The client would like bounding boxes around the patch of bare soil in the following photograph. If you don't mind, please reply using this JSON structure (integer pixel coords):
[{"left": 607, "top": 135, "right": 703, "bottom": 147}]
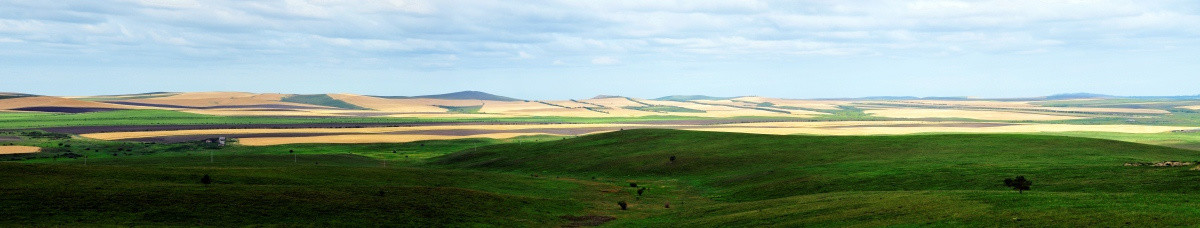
[
  {"left": 1124, "top": 161, "right": 1196, "bottom": 167},
  {"left": 560, "top": 215, "right": 616, "bottom": 227}
]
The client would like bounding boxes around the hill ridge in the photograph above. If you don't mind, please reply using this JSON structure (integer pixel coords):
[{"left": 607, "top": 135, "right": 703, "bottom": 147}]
[{"left": 374, "top": 91, "right": 522, "bottom": 101}]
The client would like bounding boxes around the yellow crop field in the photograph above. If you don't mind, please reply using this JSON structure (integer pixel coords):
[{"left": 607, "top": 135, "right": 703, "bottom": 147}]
[
  {"left": 0, "top": 96, "right": 142, "bottom": 110},
  {"left": 864, "top": 108, "right": 1084, "bottom": 121},
  {"left": 581, "top": 97, "right": 646, "bottom": 107},
  {"left": 0, "top": 146, "right": 40, "bottom": 155},
  {"left": 327, "top": 94, "right": 447, "bottom": 112}
]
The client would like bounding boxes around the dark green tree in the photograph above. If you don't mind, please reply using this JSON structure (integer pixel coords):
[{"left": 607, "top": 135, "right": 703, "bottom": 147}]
[
  {"left": 618, "top": 201, "right": 628, "bottom": 210},
  {"left": 1004, "top": 176, "right": 1031, "bottom": 194},
  {"left": 201, "top": 174, "right": 212, "bottom": 185}
]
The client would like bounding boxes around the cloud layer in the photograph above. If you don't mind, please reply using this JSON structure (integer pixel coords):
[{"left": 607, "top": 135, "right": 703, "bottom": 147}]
[{"left": 1, "top": 0, "right": 1198, "bottom": 97}]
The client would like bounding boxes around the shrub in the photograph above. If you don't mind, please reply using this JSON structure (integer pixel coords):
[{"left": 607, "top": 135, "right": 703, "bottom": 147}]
[
  {"left": 1004, "top": 176, "right": 1032, "bottom": 194},
  {"left": 201, "top": 174, "right": 212, "bottom": 185},
  {"left": 618, "top": 201, "right": 628, "bottom": 210},
  {"left": 629, "top": 183, "right": 638, "bottom": 188}
]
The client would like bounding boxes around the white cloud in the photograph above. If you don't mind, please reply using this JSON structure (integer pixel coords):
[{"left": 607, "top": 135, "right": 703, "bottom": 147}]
[
  {"left": 591, "top": 56, "right": 619, "bottom": 65},
  {"left": 0, "top": 0, "right": 1196, "bottom": 67}
]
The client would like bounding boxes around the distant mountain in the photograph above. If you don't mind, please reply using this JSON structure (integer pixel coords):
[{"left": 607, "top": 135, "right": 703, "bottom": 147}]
[
  {"left": 0, "top": 92, "right": 36, "bottom": 100},
  {"left": 851, "top": 96, "right": 920, "bottom": 100},
  {"left": 592, "top": 95, "right": 623, "bottom": 99},
  {"left": 1042, "top": 93, "right": 1116, "bottom": 100},
  {"left": 375, "top": 91, "right": 522, "bottom": 101},
  {"left": 1121, "top": 95, "right": 1200, "bottom": 100},
  {"left": 654, "top": 95, "right": 737, "bottom": 101}
]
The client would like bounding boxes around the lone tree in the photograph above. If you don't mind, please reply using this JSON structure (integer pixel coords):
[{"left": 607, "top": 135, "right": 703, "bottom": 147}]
[
  {"left": 629, "top": 182, "right": 638, "bottom": 188},
  {"left": 637, "top": 187, "right": 646, "bottom": 196},
  {"left": 1004, "top": 176, "right": 1032, "bottom": 194},
  {"left": 618, "top": 201, "right": 628, "bottom": 210},
  {"left": 201, "top": 174, "right": 212, "bottom": 185},
  {"left": 669, "top": 155, "right": 676, "bottom": 162}
]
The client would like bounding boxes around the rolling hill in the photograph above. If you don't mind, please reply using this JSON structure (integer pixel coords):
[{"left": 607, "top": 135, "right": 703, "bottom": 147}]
[
  {"left": 375, "top": 91, "right": 522, "bottom": 101},
  {"left": 0, "top": 96, "right": 139, "bottom": 113},
  {"left": 0, "top": 92, "right": 36, "bottom": 100},
  {"left": 432, "top": 129, "right": 1200, "bottom": 226},
  {"left": 281, "top": 94, "right": 370, "bottom": 110}
]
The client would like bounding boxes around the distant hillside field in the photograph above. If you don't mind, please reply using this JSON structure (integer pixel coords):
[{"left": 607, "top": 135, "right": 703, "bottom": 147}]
[
  {"left": 654, "top": 95, "right": 736, "bottom": 101},
  {"left": 281, "top": 94, "right": 370, "bottom": 110},
  {"left": 376, "top": 91, "right": 522, "bottom": 101}
]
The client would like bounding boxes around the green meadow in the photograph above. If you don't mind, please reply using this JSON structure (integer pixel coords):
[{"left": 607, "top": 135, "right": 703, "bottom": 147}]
[{"left": 4, "top": 129, "right": 1200, "bottom": 226}]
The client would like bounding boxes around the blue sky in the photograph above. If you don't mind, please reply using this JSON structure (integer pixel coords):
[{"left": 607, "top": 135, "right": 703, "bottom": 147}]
[{"left": 1, "top": 0, "right": 1198, "bottom": 99}]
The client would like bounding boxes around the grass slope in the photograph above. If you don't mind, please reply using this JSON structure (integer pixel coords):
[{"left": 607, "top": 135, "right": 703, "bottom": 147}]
[
  {"left": 9, "top": 129, "right": 1200, "bottom": 226},
  {"left": 0, "top": 162, "right": 586, "bottom": 227},
  {"left": 282, "top": 94, "right": 370, "bottom": 110},
  {"left": 437, "top": 105, "right": 483, "bottom": 114},
  {"left": 434, "top": 129, "right": 1200, "bottom": 226},
  {"left": 0, "top": 134, "right": 600, "bottom": 226}
]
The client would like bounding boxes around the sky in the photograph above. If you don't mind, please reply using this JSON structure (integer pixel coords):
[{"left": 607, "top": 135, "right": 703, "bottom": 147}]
[{"left": 1, "top": 0, "right": 1198, "bottom": 99}]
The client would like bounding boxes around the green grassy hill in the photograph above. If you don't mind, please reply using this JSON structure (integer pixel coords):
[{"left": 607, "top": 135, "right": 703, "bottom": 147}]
[
  {"left": 282, "top": 94, "right": 370, "bottom": 110},
  {"left": 433, "top": 129, "right": 1200, "bottom": 226},
  {"left": 7, "top": 129, "right": 1200, "bottom": 226},
  {"left": 0, "top": 162, "right": 585, "bottom": 227}
]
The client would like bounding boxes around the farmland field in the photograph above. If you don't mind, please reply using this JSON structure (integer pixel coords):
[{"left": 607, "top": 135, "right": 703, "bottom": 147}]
[{"left": 5, "top": 93, "right": 1200, "bottom": 227}]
